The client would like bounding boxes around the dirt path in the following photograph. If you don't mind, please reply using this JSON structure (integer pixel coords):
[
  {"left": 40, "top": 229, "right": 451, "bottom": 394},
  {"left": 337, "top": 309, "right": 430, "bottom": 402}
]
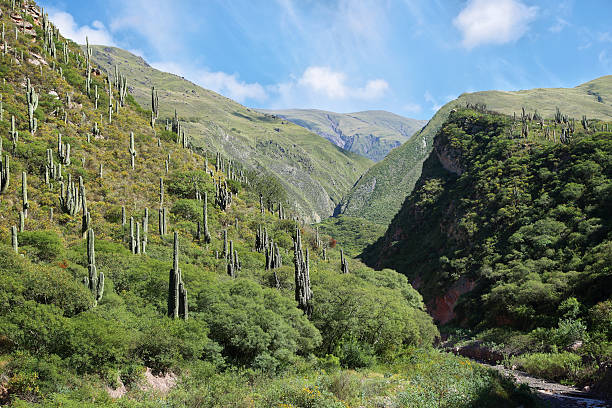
[{"left": 486, "top": 364, "right": 610, "bottom": 408}]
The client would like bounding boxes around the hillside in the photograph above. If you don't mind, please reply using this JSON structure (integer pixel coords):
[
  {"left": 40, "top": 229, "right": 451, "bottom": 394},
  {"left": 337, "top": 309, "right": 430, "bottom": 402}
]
[
  {"left": 259, "top": 108, "right": 426, "bottom": 162},
  {"left": 87, "top": 46, "right": 373, "bottom": 222},
  {"left": 337, "top": 76, "right": 612, "bottom": 224},
  {"left": 0, "top": 2, "right": 546, "bottom": 407},
  {"left": 362, "top": 107, "right": 612, "bottom": 383}
]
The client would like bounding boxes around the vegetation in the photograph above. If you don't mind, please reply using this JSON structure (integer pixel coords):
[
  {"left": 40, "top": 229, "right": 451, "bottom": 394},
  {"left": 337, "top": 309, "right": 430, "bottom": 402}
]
[
  {"left": 259, "top": 108, "right": 427, "bottom": 162},
  {"left": 0, "top": 2, "right": 538, "bottom": 406},
  {"left": 338, "top": 75, "right": 612, "bottom": 225},
  {"left": 364, "top": 108, "right": 612, "bottom": 385}
]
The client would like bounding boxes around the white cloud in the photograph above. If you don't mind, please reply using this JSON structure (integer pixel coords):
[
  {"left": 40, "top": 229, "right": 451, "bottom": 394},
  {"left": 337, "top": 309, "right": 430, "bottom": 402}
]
[
  {"left": 151, "top": 61, "right": 267, "bottom": 103},
  {"left": 453, "top": 0, "right": 537, "bottom": 49},
  {"left": 549, "top": 17, "right": 569, "bottom": 33},
  {"left": 295, "top": 66, "right": 388, "bottom": 101},
  {"left": 299, "top": 66, "right": 348, "bottom": 99},
  {"left": 47, "top": 10, "right": 115, "bottom": 45}
]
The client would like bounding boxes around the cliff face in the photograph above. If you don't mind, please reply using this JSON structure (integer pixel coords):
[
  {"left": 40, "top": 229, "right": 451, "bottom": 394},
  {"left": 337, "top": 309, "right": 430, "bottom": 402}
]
[{"left": 361, "top": 109, "right": 612, "bottom": 329}]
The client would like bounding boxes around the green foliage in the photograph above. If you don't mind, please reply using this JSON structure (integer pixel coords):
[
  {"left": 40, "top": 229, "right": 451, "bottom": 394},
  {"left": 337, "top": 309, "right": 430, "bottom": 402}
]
[
  {"left": 17, "top": 230, "right": 63, "bottom": 262},
  {"left": 510, "top": 352, "right": 583, "bottom": 381}
]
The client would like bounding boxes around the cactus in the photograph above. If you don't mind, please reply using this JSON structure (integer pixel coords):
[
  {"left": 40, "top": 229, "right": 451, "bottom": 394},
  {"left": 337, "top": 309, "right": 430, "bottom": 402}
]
[
  {"left": 223, "top": 229, "right": 228, "bottom": 258},
  {"left": 340, "top": 249, "right": 349, "bottom": 274},
  {"left": 59, "top": 175, "right": 83, "bottom": 216},
  {"left": 19, "top": 210, "right": 24, "bottom": 232},
  {"left": 159, "top": 177, "right": 164, "bottom": 205},
  {"left": 159, "top": 207, "right": 167, "bottom": 235},
  {"left": 215, "top": 180, "right": 232, "bottom": 210},
  {"left": 21, "top": 172, "right": 28, "bottom": 218},
  {"left": 84, "top": 229, "right": 104, "bottom": 306},
  {"left": 26, "top": 78, "right": 38, "bottom": 134},
  {"left": 227, "top": 240, "right": 235, "bottom": 278},
  {"left": 57, "top": 133, "right": 71, "bottom": 165},
  {"left": 168, "top": 232, "right": 187, "bottom": 320},
  {"left": 129, "top": 216, "right": 136, "bottom": 253},
  {"left": 322, "top": 248, "right": 327, "bottom": 261},
  {"left": 129, "top": 132, "right": 136, "bottom": 170},
  {"left": 142, "top": 208, "right": 148, "bottom": 254},
  {"left": 202, "top": 191, "right": 211, "bottom": 243},
  {"left": 121, "top": 205, "right": 126, "bottom": 226},
  {"left": 10, "top": 115, "right": 18, "bottom": 153},
  {"left": 0, "top": 149, "right": 9, "bottom": 195},
  {"left": 11, "top": 225, "right": 18, "bottom": 253},
  {"left": 151, "top": 86, "right": 159, "bottom": 128},
  {"left": 259, "top": 194, "right": 264, "bottom": 215},
  {"left": 293, "top": 226, "right": 312, "bottom": 317}
]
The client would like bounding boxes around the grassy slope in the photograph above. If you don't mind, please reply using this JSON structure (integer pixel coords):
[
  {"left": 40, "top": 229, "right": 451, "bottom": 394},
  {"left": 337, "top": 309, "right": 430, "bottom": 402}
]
[
  {"left": 259, "top": 108, "right": 427, "bottom": 162},
  {"left": 87, "top": 46, "right": 373, "bottom": 222},
  {"left": 338, "top": 76, "right": 612, "bottom": 225}
]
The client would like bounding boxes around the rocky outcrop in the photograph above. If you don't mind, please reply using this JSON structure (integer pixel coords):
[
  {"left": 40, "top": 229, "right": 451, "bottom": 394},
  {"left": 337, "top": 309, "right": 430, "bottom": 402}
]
[{"left": 428, "top": 277, "right": 475, "bottom": 324}]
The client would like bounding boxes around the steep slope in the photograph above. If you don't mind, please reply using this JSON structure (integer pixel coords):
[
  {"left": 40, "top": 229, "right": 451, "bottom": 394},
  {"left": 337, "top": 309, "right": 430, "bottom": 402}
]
[
  {"left": 87, "top": 46, "right": 372, "bottom": 222},
  {"left": 362, "top": 108, "right": 611, "bottom": 332},
  {"left": 337, "top": 76, "right": 612, "bottom": 224},
  {"left": 259, "top": 108, "right": 426, "bottom": 162}
]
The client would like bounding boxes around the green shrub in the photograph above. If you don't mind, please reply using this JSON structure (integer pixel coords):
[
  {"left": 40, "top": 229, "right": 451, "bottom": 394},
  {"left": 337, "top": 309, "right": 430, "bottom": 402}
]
[
  {"left": 18, "top": 230, "right": 63, "bottom": 263},
  {"left": 171, "top": 199, "right": 200, "bottom": 222},
  {"left": 511, "top": 352, "right": 582, "bottom": 381}
]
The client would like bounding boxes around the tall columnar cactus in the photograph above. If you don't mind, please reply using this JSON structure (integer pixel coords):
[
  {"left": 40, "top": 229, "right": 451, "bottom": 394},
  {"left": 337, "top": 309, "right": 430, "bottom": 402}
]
[
  {"left": 57, "top": 133, "right": 71, "bottom": 165},
  {"left": 259, "top": 194, "right": 264, "bottom": 215},
  {"left": 227, "top": 240, "right": 236, "bottom": 278},
  {"left": 11, "top": 225, "right": 18, "bottom": 253},
  {"left": 215, "top": 180, "right": 232, "bottom": 210},
  {"left": 128, "top": 132, "right": 136, "bottom": 170},
  {"left": 21, "top": 171, "right": 28, "bottom": 218},
  {"left": 223, "top": 229, "right": 228, "bottom": 258},
  {"left": 168, "top": 232, "right": 187, "bottom": 320},
  {"left": 26, "top": 78, "right": 38, "bottom": 134},
  {"left": 0, "top": 149, "right": 9, "bottom": 195},
  {"left": 80, "top": 178, "right": 90, "bottom": 237},
  {"left": 202, "top": 192, "right": 211, "bottom": 243},
  {"left": 159, "top": 207, "right": 167, "bottom": 235},
  {"left": 265, "top": 240, "right": 282, "bottom": 271},
  {"left": 10, "top": 115, "right": 18, "bottom": 152},
  {"left": 19, "top": 211, "right": 24, "bottom": 232},
  {"left": 151, "top": 86, "right": 159, "bottom": 128},
  {"left": 107, "top": 77, "right": 113, "bottom": 124},
  {"left": 142, "top": 208, "right": 148, "bottom": 254},
  {"left": 129, "top": 217, "right": 137, "bottom": 254},
  {"left": 340, "top": 249, "right": 349, "bottom": 274},
  {"left": 294, "top": 226, "right": 312, "bottom": 317},
  {"left": 159, "top": 177, "right": 164, "bottom": 205},
  {"left": 83, "top": 228, "right": 104, "bottom": 306},
  {"left": 59, "top": 175, "right": 82, "bottom": 216}
]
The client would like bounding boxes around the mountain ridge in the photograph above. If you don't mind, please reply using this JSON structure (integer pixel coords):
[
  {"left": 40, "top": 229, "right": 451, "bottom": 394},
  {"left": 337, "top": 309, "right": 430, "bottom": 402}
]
[
  {"left": 336, "top": 75, "right": 612, "bottom": 225},
  {"left": 258, "top": 108, "right": 427, "bottom": 162}
]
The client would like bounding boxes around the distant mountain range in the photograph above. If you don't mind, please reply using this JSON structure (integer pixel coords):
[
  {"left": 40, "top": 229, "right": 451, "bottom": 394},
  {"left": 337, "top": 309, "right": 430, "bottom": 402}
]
[
  {"left": 337, "top": 75, "right": 612, "bottom": 224},
  {"left": 259, "top": 109, "right": 427, "bottom": 162},
  {"left": 87, "top": 46, "right": 372, "bottom": 222}
]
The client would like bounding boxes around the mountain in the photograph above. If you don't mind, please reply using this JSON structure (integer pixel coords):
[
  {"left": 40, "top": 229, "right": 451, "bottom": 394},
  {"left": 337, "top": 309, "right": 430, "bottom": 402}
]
[
  {"left": 337, "top": 76, "right": 612, "bottom": 225},
  {"left": 258, "top": 108, "right": 427, "bottom": 162},
  {"left": 362, "top": 106, "right": 611, "bottom": 342},
  {"left": 87, "top": 46, "right": 373, "bottom": 222}
]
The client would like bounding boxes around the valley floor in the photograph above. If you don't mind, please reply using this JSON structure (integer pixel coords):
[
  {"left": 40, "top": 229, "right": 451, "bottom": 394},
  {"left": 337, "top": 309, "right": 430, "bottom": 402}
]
[{"left": 487, "top": 364, "right": 610, "bottom": 408}]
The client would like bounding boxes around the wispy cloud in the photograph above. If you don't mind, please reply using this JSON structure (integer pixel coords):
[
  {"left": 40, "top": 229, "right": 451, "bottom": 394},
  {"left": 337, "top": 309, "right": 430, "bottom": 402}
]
[
  {"left": 151, "top": 61, "right": 267, "bottom": 103},
  {"left": 296, "top": 66, "right": 388, "bottom": 100},
  {"left": 453, "top": 0, "right": 537, "bottom": 49},
  {"left": 47, "top": 9, "right": 115, "bottom": 45},
  {"left": 549, "top": 17, "right": 570, "bottom": 33}
]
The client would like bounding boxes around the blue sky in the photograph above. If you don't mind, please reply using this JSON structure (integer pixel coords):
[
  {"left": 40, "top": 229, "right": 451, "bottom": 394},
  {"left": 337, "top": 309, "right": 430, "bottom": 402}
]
[{"left": 38, "top": 0, "right": 612, "bottom": 119}]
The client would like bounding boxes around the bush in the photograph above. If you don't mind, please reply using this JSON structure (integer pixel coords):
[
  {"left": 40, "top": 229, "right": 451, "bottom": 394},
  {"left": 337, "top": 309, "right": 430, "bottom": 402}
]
[
  {"left": 171, "top": 199, "right": 200, "bottom": 222},
  {"left": 18, "top": 230, "right": 63, "bottom": 262},
  {"left": 511, "top": 352, "right": 582, "bottom": 381}
]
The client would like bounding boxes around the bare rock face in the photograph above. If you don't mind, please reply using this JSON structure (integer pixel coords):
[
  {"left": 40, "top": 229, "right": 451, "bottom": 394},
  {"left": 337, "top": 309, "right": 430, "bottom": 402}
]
[
  {"left": 434, "top": 134, "right": 464, "bottom": 175},
  {"left": 428, "top": 277, "right": 475, "bottom": 324},
  {"left": 453, "top": 341, "right": 504, "bottom": 364}
]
